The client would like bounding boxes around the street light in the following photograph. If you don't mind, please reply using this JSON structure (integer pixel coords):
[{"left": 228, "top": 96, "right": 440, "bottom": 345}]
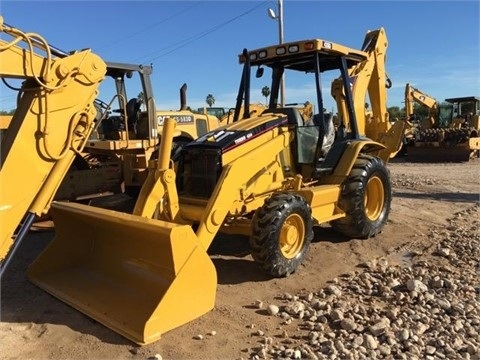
[{"left": 267, "top": 0, "right": 285, "bottom": 107}]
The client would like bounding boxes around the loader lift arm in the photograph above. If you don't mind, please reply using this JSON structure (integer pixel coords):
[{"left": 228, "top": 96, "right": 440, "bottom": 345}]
[{"left": 0, "top": 16, "right": 107, "bottom": 276}]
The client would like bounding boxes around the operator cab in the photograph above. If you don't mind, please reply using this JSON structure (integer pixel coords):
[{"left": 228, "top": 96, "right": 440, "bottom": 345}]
[
  {"left": 234, "top": 39, "right": 369, "bottom": 176},
  {"left": 92, "top": 62, "right": 156, "bottom": 141}
]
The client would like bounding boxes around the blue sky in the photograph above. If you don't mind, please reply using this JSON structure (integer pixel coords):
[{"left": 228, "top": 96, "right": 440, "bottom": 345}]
[{"left": 1, "top": 0, "right": 479, "bottom": 112}]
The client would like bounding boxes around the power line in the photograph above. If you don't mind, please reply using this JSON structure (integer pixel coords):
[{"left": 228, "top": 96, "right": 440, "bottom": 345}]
[
  {"left": 96, "top": 2, "right": 205, "bottom": 51},
  {"left": 136, "top": 1, "right": 269, "bottom": 63}
]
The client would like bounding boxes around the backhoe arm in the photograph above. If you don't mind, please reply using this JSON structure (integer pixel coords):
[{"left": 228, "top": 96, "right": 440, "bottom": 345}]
[
  {"left": 0, "top": 17, "right": 107, "bottom": 274},
  {"left": 331, "top": 28, "right": 390, "bottom": 141},
  {"left": 330, "top": 28, "right": 405, "bottom": 159},
  {"left": 405, "top": 83, "right": 438, "bottom": 118}
]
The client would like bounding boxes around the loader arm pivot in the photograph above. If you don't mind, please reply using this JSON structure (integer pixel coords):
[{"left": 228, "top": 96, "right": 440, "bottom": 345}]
[
  {"left": 137, "top": 116, "right": 294, "bottom": 250},
  {"left": 0, "top": 17, "right": 107, "bottom": 276}
]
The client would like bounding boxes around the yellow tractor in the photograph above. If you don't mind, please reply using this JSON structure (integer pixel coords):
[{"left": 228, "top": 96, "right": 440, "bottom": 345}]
[
  {"left": 18, "top": 27, "right": 405, "bottom": 345},
  {"left": 56, "top": 71, "right": 224, "bottom": 201},
  {"left": 0, "top": 17, "right": 405, "bottom": 345},
  {"left": 157, "top": 84, "right": 227, "bottom": 150}
]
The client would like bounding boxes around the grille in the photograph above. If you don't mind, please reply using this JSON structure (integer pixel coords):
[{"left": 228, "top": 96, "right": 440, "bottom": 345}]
[{"left": 177, "top": 147, "right": 222, "bottom": 198}]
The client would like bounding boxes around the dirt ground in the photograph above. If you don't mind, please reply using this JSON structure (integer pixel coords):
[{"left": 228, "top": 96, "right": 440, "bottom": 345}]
[{"left": 0, "top": 158, "right": 478, "bottom": 360}]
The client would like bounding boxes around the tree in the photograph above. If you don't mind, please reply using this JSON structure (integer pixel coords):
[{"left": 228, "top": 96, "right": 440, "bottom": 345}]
[
  {"left": 261, "top": 86, "right": 271, "bottom": 105},
  {"left": 206, "top": 94, "right": 215, "bottom": 107},
  {"left": 387, "top": 106, "right": 404, "bottom": 121},
  {"left": 412, "top": 103, "right": 430, "bottom": 120}
]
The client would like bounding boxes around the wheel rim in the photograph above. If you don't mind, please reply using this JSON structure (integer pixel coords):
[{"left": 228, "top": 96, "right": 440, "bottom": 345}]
[
  {"left": 364, "top": 175, "right": 384, "bottom": 221},
  {"left": 279, "top": 213, "right": 305, "bottom": 259}
]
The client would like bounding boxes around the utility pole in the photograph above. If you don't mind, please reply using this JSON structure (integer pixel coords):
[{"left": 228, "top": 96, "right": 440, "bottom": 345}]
[{"left": 268, "top": 0, "right": 285, "bottom": 106}]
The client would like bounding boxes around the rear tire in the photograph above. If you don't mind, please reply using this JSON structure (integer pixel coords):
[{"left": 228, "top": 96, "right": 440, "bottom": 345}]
[
  {"left": 331, "top": 154, "right": 391, "bottom": 239},
  {"left": 250, "top": 193, "right": 313, "bottom": 277}
]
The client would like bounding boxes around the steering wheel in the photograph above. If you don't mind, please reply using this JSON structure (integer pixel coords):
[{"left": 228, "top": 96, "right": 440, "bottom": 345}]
[
  {"left": 94, "top": 98, "right": 110, "bottom": 111},
  {"left": 93, "top": 99, "right": 111, "bottom": 123},
  {"left": 93, "top": 99, "right": 112, "bottom": 120}
]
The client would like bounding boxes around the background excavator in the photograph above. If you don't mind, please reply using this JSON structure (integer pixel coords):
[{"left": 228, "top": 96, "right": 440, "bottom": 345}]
[
  {"left": 18, "top": 26, "right": 404, "bottom": 345},
  {"left": 401, "top": 83, "right": 440, "bottom": 154},
  {"left": 405, "top": 83, "right": 439, "bottom": 127},
  {"left": 403, "top": 83, "right": 480, "bottom": 161}
]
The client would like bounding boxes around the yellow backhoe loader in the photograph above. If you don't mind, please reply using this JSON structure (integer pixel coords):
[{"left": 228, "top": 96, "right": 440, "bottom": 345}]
[
  {"left": 403, "top": 83, "right": 480, "bottom": 161},
  {"left": 22, "top": 27, "right": 405, "bottom": 345},
  {"left": 57, "top": 77, "right": 224, "bottom": 201}
]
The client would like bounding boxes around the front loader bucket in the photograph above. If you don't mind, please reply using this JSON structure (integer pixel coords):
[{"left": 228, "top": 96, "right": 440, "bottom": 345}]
[{"left": 27, "top": 201, "right": 217, "bottom": 345}]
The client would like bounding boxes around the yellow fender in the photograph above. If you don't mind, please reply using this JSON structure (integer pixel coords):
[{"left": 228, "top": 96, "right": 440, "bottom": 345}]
[{"left": 333, "top": 140, "right": 386, "bottom": 177}]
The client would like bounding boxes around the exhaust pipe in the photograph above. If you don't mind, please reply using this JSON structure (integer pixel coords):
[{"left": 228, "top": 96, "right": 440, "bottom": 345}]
[{"left": 180, "top": 83, "right": 187, "bottom": 111}]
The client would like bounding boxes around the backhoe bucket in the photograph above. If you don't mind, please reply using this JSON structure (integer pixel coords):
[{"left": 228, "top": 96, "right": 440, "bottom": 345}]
[{"left": 27, "top": 201, "right": 217, "bottom": 345}]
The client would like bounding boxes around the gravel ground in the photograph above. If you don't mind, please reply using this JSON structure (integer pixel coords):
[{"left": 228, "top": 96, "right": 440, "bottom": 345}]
[
  {"left": 1, "top": 159, "right": 479, "bottom": 360},
  {"left": 243, "top": 205, "right": 479, "bottom": 360}
]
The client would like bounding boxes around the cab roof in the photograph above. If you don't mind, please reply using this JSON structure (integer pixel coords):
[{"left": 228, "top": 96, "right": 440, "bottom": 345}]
[
  {"left": 445, "top": 96, "right": 480, "bottom": 103},
  {"left": 238, "top": 38, "right": 368, "bottom": 73}
]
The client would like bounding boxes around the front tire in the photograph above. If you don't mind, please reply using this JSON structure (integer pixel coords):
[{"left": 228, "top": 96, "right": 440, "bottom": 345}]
[
  {"left": 331, "top": 154, "right": 391, "bottom": 239},
  {"left": 250, "top": 193, "right": 313, "bottom": 277}
]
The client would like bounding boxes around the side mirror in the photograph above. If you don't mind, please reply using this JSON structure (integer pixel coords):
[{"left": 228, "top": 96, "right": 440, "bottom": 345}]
[{"left": 256, "top": 67, "right": 264, "bottom": 78}]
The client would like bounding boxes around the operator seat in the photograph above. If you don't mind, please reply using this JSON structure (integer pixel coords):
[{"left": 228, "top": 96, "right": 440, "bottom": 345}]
[
  {"left": 312, "top": 112, "right": 335, "bottom": 156},
  {"left": 126, "top": 98, "right": 141, "bottom": 131},
  {"left": 263, "top": 107, "right": 304, "bottom": 126}
]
